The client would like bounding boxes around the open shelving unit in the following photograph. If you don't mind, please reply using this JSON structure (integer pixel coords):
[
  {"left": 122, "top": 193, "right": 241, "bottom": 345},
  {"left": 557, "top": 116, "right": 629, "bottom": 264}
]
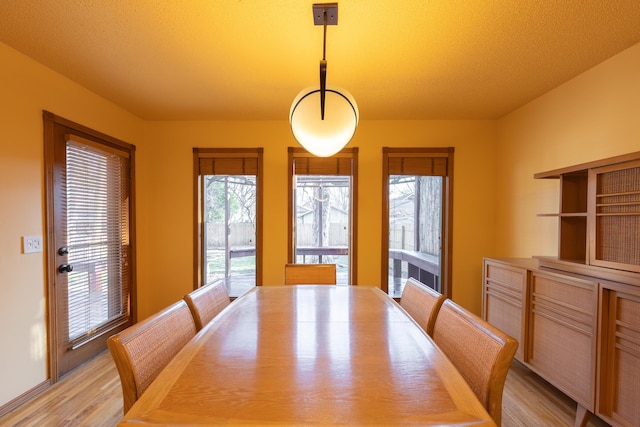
[{"left": 535, "top": 152, "right": 640, "bottom": 274}]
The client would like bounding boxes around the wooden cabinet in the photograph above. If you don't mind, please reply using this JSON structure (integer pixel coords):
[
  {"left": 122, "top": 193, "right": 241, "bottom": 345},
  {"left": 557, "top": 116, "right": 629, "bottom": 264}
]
[
  {"left": 597, "top": 283, "right": 640, "bottom": 427},
  {"left": 482, "top": 259, "right": 598, "bottom": 423},
  {"left": 535, "top": 152, "right": 640, "bottom": 273},
  {"left": 482, "top": 258, "right": 635, "bottom": 426},
  {"left": 484, "top": 152, "right": 640, "bottom": 426},
  {"left": 482, "top": 258, "right": 531, "bottom": 362},
  {"left": 528, "top": 271, "right": 597, "bottom": 412}
]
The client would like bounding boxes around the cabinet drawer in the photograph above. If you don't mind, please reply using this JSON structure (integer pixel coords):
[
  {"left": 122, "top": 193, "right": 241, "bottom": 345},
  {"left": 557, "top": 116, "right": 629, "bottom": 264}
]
[
  {"left": 528, "top": 272, "right": 597, "bottom": 410},
  {"left": 484, "top": 261, "right": 527, "bottom": 293},
  {"left": 598, "top": 286, "right": 640, "bottom": 427},
  {"left": 483, "top": 260, "right": 527, "bottom": 361}
]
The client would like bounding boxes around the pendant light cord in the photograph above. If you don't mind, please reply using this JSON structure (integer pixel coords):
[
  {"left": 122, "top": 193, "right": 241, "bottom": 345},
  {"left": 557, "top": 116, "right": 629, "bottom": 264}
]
[
  {"left": 322, "top": 10, "right": 327, "bottom": 61},
  {"left": 319, "top": 10, "right": 328, "bottom": 120}
]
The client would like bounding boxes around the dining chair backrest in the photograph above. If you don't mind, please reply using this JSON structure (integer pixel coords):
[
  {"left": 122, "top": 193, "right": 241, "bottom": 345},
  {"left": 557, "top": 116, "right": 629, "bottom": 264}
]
[
  {"left": 284, "top": 263, "right": 337, "bottom": 285},
  {"left": 107, "top": 300, "right": 196, "bottom": 414},
  {"left": 432, "top": 299, "right": 518, "bottom": 426},
  {"left": 400, "top": 278, "right": 446, "bottom": 337},
  {"left": 184, "top": 281, "right": 231, "bottom": 331}
]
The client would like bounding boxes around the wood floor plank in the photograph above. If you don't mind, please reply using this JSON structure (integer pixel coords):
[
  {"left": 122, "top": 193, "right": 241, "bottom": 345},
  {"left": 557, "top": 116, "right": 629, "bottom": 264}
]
[
  {"left": 0, "top": 352, "right": 613, "bottom": 426},
  {"left": 502, "top": 361, "right": 609, "bottom": 427},
  {"left": 0, "top": 351, "right": 122, "bottom": 427}
]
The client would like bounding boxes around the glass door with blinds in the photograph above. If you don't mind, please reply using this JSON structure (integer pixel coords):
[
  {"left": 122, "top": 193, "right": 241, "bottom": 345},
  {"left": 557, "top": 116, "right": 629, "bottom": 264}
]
[
  {"left": 382, "top": 148, "right": 453, "bottom": 298},
  {"left": 44, "top": 112, "right": 135, "bottom": 380},
  {"left": 288, "top": 148, "right": 358, "bottom": 285}
]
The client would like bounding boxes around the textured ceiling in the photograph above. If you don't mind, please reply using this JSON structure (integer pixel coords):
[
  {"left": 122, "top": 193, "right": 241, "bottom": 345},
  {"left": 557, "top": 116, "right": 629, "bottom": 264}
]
[{"left": 2, "top": 1, "right": 640, "bottom": 120}]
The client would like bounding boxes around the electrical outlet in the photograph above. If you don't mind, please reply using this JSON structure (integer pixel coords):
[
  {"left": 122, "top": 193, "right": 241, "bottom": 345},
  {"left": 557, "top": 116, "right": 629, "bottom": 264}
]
[{"left": 23, "top": 235, "right": 43, "bottom": 254}]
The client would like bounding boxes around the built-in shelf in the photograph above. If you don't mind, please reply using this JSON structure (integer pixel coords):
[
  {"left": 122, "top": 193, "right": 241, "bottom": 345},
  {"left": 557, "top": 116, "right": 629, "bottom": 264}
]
[
  {"left": 536, "top": 212, "right": 587, "bottom": 217},
  {"left": 536, "top": 151, "right": 640, "bottom": 274}
]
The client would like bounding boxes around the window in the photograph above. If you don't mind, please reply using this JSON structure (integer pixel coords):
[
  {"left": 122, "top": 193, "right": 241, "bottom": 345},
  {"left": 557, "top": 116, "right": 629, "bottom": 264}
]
[
  {"left": 382, "top": 148, "right": 454, "bottom": 298},
  {"left": 288, "top": 148, "right": 358, "bottom": 285},
  {"left": 194, "top": 148, "right": 263, "bottom": 297}
]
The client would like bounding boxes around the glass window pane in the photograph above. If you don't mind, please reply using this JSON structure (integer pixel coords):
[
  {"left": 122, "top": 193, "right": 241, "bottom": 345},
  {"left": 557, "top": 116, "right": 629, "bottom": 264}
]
[
  {"left": 388, "top": 175, "right": 442, "bottom": 297},
  {"left": 203, "top": 175, "right": 256, "bottom": 297},
  {"left": 66, "top": 143, "right": 129, "bottom": 342},
  {"left": 294, "top": 175, "right": 350, "bottom": 285}
]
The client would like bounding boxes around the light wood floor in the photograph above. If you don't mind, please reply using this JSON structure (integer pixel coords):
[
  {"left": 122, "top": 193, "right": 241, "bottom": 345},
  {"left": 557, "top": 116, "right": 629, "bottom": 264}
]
[
  {"left": 0, "top": 352, "right": 611, "bottom": 426},
  {"left": 503, "top": 361, "right": 609, "bottom": 427}
]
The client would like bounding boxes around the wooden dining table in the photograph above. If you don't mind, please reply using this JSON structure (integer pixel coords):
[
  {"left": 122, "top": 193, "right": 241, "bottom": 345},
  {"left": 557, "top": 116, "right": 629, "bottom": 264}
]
[{"left": 118, "top": 285, "right": 496, "bottom": 426}]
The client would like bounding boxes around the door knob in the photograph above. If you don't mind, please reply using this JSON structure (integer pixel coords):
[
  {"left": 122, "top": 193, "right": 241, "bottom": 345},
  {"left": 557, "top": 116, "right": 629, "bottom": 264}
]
[
  {"left": 58, "top": 246, "right": 69, "bottom": 256},
  {"left": 58, "top": 264, "right": 73, "bottom": 273}
]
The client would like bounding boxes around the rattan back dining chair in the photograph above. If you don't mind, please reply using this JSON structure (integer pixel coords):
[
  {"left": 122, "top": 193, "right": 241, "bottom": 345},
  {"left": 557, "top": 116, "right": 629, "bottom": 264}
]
[
  {"left": 284, "top": 263, "right": 337, "bottom": 285},
  {"left": 184, "top": 281, "right": 231, "bottom": 331},
  {"left": 107, "top": 300, "right": 197, "bottom": 413},
  {"left": 400, "top": 278, "right": 446, "bottom": 337},
  {"left": 432, "top": 299, "right": 518, "bottom": 426}
]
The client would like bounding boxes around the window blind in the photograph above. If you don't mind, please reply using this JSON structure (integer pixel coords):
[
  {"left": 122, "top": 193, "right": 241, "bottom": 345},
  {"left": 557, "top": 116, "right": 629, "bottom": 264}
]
[
  {"left": 196, "top": 148, "right": 262, "bottom": 175},
  {"left": 198, "top": 158, "right": 259, "bottom": 175},
  {"left": 64, "top": 137, "right": 130, "bottom": 346},
  {"left": 387, "top": 156, "right": 448, "bottom": 176},
  {"left": 293, "top": 156, "right": 353, "bottom": 175}
]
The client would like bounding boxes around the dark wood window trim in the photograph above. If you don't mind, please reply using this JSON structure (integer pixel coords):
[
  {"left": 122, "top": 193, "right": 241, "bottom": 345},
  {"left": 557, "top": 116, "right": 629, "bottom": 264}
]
[
  {"left": 193, "top": 148, "right": 264, "bottom": 290},
  {"left": 287, "top": 147, "right": 358, "bottom": 285},
  {"left": 381, "top": 147, "right": 454, "bottom": 298}
]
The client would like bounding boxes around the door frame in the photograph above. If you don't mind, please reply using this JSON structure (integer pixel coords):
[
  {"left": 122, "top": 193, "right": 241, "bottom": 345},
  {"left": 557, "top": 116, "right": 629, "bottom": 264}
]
[{"left": 43, "top": 111, "right": 137, "bottom": 381}]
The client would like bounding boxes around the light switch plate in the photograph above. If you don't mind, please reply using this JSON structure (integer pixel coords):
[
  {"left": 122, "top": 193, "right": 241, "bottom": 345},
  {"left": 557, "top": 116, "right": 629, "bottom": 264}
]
[{"left": 23, "top": 235, "right": 43, "bottom": 254}]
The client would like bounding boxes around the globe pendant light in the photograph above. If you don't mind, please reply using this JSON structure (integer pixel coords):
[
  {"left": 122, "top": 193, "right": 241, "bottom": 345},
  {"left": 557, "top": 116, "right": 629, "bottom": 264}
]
[{"left": 290, "top": 3, "right": 359, "bottom": 157}]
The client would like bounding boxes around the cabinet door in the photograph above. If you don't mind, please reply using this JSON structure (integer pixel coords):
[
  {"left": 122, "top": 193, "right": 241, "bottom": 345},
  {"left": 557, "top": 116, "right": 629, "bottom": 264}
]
[
  {"left": 483, "top": 260, "right": 527, "bottom": 362},
  {"left": 528, "top": 272, "right": 597, "bottom": 410},
  {"left": 598, "top": 285, "right": 640, "bottom": 427},
  {"left": 589, "top": 160, "right": 640, "bottom": 273}
]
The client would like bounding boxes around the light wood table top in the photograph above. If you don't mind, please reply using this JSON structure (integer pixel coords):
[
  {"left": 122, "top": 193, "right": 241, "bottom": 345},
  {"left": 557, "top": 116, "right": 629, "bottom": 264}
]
[{"left": 118, "top": 285, "right": 496, "bottom": 426}]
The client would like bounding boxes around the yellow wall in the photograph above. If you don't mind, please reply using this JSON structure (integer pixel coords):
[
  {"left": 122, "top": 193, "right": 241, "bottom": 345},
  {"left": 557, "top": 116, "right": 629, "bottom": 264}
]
[
  {"left": 496, "top": 42, "right": 640, "bottom": 257},
  {"left": 138, "top": 120, "right": 498, "bottom": 319},
  {"left": 0, "top": 42, "right": 143, "bottom": 407},
  {"left": 0, "top": 39, "right": 499, "bottom": 409},
  {"left": 3, "top": 34, "right": 640, "bottom": 411}
]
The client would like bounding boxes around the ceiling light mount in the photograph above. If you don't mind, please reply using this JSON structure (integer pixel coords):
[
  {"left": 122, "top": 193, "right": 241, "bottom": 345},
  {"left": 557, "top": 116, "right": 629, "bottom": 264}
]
[
  {"left": 290, "top": 3, "right": 358, "bottom": 157},
  {"left": 312, "top": 3, "right": 338, "bottom": 25}
]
